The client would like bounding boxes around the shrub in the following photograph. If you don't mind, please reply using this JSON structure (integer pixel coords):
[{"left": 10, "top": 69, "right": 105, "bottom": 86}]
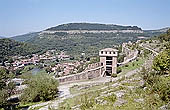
[
  {"left": 140, "top": 67, "right": 170, "bottom": 103},
  {"left": 117, "top": 67, "right": 122, "bottom": 73},
  {"left": 80, "top": 94, "right": 96, "bottom": 110},
  {"left": 152, "top": 76, "right": 170, "bottom": 102},
  {"left": 111, "top": 73, "right": 117, "bottom": 78},
  {"left": 0, "top": 89, "right": 8, "bottom": 107},
  {"left": 125, "top": 64, "right": 129, "bottom": 67},
  {"left": 103, "top": 94, "right": 116, "bottom": 104},
  {"left": 152, "top": 49, "right": 170, "bottom": 75},
  {"left": 0, "top": 67, "right": 15, "bottom": 108},
  {"left": 20, "top": 74, "right": 59, "bottom": 103}
]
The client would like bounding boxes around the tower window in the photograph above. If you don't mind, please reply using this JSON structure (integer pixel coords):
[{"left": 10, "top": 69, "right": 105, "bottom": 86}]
[
  {"left": 106, "top": 56, "right": 112, "bottom": 60},
  {"left": 106, "top": 67, "right": 112, "bottom": 73},
  {"left": 101, "top": 51, "right": 103, "bottom": 54},
  {"left": 106, "top": 61, "right": 112, "bottom": 65}
]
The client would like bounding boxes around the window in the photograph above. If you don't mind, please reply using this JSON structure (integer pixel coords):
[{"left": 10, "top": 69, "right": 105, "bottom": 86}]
[
  {"left": 105, "top": 51, "right": 107, "bottom": 54},
  {"left": 101, "top": 51, "right": 103, "bottom": 54},
  {"left": 109, "top": 52, "right": 112, "bottom": 54},
  {"left": 106, "top": 61, "right": 112, "bottom": 65},
  {"left": 106, "top": 67, "right": 112, "bottom": 70},
  {"left": 106, "top": 56, "right": 112, "bottom": 60},
  {"left": 101, "top": 63, "right": 103, "bottom": 66},
  {"left": 106, "top": 67, "right": 112, "bottom": 73},
  {"left": 113, "top": 52, "right": 116, "bottom": 54}
]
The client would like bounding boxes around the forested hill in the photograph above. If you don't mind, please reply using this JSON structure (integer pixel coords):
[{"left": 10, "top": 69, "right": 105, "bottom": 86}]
[
  {"left": 46, "top": 23, "right": 142, "bottom": 31},
  {"left": 11, "top": 32, "right": 40, "bottom": 42},
  {"left": 0, "top": 38, "right": 42, "bottom": 62},
  {"left": 10, "top": 23, "right": 168, "bottom": 58}
]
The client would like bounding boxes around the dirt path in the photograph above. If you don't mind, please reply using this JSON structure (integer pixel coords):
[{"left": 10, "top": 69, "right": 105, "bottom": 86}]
[{"left": 139, "top": 43, "right": 159, "bottom": 55}]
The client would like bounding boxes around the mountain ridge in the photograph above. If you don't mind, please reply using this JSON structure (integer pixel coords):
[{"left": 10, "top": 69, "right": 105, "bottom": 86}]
[
  {"left": 46, "top": 23, "right": 142, "bottom": 31},
  {"left": 9, "top": 23, "right": 168, "bottom": 57},
  {"left": 11, "top": 23, "right": 169, "bottom": 42}
]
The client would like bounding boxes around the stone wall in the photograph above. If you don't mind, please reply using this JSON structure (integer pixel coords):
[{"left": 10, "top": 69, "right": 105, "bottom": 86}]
[
  {"left": 119, "top": 42, "right": 138, "bottom": 65},
  {"left": 85, "top": 62, "right": 101, "bottom": 70},
  {"left": 56, "top": 66, "right": 104, "bottom": 84}
]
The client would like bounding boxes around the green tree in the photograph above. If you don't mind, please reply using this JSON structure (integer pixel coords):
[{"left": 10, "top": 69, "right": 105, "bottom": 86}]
[
  {"left": 20, "top": 74, "right": 59, "bottom": 103},
  {"left": 153, "top": 49, "right": 170, "bottom": 74},
  {"left": 0, "top": 67, "right": 15, "bottom": 108},
  {"left": 159, "top": 29, "right": 170, "bottom": 42},
  {"left": 0, "top": 89, "right": 8, "bottom": 107}
]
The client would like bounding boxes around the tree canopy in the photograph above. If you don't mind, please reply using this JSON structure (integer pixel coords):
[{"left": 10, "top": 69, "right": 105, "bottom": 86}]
[
  {"left": 153, "top": 49, "right": 170, "bottom": 74},
  {"left": 0, "top": 67, "right": 15, "bottom": 108},
  {"left": 20, "top": 74, "right": 59, "bottom": 103}
]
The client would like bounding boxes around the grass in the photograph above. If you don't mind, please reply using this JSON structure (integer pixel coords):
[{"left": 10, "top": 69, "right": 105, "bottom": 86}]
[
  {"left": 118, "top": 57, "right": 145, "bottom": 76},
  {"left": 59, "top": 90, "right": 101, "bottom": 109},
  {"left": 16, "top": 102, "right": 41, "bottom": 110},
  {"left": 70, "top": 83, "right": 106, "bottom": 95}
]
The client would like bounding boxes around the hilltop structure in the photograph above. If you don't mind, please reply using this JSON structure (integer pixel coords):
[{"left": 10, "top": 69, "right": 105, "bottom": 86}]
[{"left": 99, "top": 48, "right": 118, "bottom": 76}]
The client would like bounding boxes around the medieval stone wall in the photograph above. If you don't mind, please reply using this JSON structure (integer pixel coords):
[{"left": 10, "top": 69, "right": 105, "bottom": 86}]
[
  {"left": 120, "top": 42, "right": 138, "bottom": 65},
  {"left": 56, "top": 66, "right": 104, "bottom": 84}
]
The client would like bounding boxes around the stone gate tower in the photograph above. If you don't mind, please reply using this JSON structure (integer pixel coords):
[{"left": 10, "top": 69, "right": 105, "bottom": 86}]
[{"left": 99, "top": 48, "right": 118, "bottom": 76}]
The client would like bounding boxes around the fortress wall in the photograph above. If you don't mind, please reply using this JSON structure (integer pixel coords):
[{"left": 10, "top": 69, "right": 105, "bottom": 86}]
[{"left": 56, "top": 66, "right": 104, "bottom": 84}]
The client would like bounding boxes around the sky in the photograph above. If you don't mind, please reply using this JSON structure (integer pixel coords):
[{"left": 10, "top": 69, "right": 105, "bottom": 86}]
[{"left": 0, "top": 0, "right": 170, "bottom": 37}]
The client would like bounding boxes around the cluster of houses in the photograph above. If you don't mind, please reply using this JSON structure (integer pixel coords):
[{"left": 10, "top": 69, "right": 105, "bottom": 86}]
[
  {"left": 3, "top": 50, "right": 71, "bottom": 71},
  {"left": 51, "top": 61, "right": 82, "bottom": 77},
  {"left": 3, "top": 49, "right": 90, "bottom": 78}
]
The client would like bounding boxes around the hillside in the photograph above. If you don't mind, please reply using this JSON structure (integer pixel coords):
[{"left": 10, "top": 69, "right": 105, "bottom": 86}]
[
  {"left": 27, "top": 29, "right": 170, "bottom": 110},
  {"left": 46, "top": 23, "right": 142, "bottom": 31},
  {"left": 11, "top": 32, "right": 40, "bottom": 42},
  {"left": 0, "top": 38, "right": 42, "bottom": 63},
  {"left": 11, "top": 23, "right": 166, "bottom": 58}
]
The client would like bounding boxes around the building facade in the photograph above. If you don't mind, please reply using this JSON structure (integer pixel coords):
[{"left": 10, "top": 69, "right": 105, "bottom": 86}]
[{"left": 99, "top": 48, "right": 118, "bottom": 76}]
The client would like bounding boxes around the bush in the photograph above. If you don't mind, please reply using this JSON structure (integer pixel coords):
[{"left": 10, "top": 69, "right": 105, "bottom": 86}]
[
  {"left": 0, "top": 67, "right": 15, "bottom": 108},
  {"left": 140, "top": 67, "right": 170, "bottom": 103},
  {"left": 80, "top": 94, "right": 96, "bottom": 110},
  {"left": 152, "top": 49, "right": 170, "bottom": 75},
  {"left": 20, "top": 75, "right": 59, "bottom": 103},
  {"left": 152, "top": 76, "right": 170, "bottom": 102},
  {"left": 117, "top": 67, "right": 122, "bottom": 73},
  {"left": 0, "top": 89, "right": 8, "bottom": 107},
  {"left": 111, "top": 73, "right": 117, "bottom": 78},
  {"left": 125, "top": 64, "right": 129, "bottom": 67}
]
